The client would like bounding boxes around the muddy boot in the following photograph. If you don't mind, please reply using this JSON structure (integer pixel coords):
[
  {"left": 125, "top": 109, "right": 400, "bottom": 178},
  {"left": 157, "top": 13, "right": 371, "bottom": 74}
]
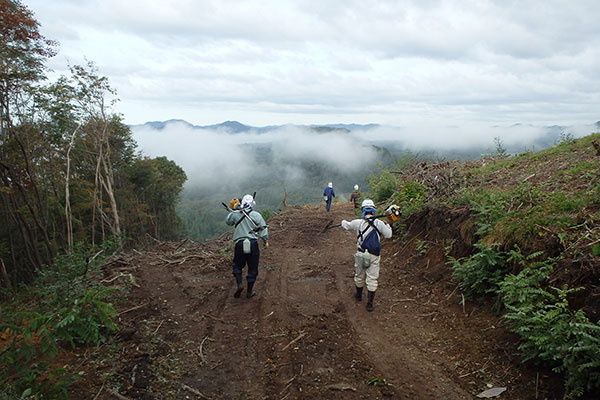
[
  {"left": 354, "top": 286, "right": 363, "bottom": 301},
  {"left": 234, "top": 274, "right": 243, "bottom": 298},
  {"left": 366, "top": 290, "right": 375, "bottom": 312},
  {"left": 246, "top": 281, "right": 256, "bottom": 298}
]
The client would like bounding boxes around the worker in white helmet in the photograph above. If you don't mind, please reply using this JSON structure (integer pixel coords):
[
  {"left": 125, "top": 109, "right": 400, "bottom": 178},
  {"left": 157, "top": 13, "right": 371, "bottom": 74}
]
[
  {"left": 340, "top": 199, "right": 392, "bottom": 311},
  {"left": 349, "top": 184, "right": 361, "bottom": 209},
  {"left": 323, "top": 182, "right": 335, "bottom": 211},
  {"left": 225, "top": 194, "right": 269, "bottom": 298}
]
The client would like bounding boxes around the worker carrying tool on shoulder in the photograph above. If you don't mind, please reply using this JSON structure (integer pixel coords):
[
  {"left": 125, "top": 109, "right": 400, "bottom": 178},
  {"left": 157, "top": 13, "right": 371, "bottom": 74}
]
[
  {"left": 225, "top": 194, "right": 268, "bottom": 298},
  {"left": 341, "top": 199, "right": 392, "bottom": 312}
]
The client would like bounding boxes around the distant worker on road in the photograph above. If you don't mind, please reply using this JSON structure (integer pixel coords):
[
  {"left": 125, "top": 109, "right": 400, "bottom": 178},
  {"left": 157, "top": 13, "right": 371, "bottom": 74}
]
[
  {"left": 225, "top": 194, "right": 269, "bottom": 298},
  {"left": 349, "top": 184, "right": 361, "bottom": 209},
  {"left": 341, "top": 199, "right": 392, "bottom": 312},
  {"left": 323, "top": 182, "right": 335, "bottom": 212}
]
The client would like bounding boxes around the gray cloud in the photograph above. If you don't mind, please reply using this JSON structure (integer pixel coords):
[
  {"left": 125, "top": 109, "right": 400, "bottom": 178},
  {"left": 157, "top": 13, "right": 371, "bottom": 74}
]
[{"left": 26, "top": 0, "right": 600, "bottom": 131}]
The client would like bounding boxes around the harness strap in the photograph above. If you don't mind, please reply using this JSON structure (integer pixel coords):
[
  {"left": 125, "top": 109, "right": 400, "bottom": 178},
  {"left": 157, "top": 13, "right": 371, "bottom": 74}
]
[
  {"left": 357, "top": 218, "right": 381, "bottom": 242},
  {"left": 234, "top": 213, "right": 246, "bottom": 228}
]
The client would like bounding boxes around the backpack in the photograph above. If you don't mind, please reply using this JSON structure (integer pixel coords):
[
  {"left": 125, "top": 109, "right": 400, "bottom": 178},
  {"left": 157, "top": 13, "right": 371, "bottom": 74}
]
[{"left": 358, "top": 220, "right": 381, "bottom": 256}]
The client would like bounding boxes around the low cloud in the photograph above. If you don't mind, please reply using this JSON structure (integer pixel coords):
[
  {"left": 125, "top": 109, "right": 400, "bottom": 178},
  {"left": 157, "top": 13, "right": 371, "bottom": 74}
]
[{"left": 131, "top": 123, "right": 379, "bottom": 189}]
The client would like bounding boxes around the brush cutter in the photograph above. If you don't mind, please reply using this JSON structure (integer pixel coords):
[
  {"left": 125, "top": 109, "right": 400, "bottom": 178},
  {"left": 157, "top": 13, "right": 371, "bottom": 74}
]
[{"left": 222, "top": 201, "right": 265, "bottom": 233}]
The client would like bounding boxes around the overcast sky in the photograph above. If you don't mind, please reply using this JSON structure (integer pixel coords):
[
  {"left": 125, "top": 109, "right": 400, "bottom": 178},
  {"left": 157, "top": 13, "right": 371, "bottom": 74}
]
[{"left": 23, "top": 0, "right": 600, "bottom": 132}]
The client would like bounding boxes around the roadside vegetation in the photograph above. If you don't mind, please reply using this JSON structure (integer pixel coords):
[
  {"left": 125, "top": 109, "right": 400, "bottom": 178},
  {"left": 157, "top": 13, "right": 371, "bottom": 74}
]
[
  {"left": 367, "top": 133, "right": 600, "bottom": 398},
  {"left": 1, "top": 1, "right": 185, "bottom": 397}
]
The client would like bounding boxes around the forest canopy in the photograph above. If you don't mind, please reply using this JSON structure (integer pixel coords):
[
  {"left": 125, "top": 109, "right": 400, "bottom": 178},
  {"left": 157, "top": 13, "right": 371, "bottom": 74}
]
[{"left": 0, "top": 0, "right": 186, "bottom": 287}]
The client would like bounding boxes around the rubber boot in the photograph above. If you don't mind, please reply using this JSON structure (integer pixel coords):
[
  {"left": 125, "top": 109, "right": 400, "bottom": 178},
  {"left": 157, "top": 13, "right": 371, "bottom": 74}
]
[
  {"left": 366, "top": 290, "right": 376, "bottom": 312},
  {"left": 234, "top": 273, "right": 243, "bottom": 298},
  {"left": 246, "top": 281, "right": 256, "bottom": 298},
  {"left": 354, "top": 286, "right": 363, "bottom": 301}
]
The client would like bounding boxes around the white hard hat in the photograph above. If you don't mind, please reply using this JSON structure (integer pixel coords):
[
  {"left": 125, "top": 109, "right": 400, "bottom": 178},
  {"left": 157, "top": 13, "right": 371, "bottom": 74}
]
[
  {"left": 241, "top": 194, "right": 255, "bottom": 209},
  {"left": 328, "top": 182, "right": 333, "bottom": 188},
  {"left": 354, "top": 184, "right": 359, "bottom": 190},
  {"left": 361, "top": 199, "right": 375, "bottom": 209}
]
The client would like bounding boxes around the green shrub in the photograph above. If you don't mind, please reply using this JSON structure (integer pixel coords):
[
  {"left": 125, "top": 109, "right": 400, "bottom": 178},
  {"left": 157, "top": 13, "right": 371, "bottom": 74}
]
[
  {"left": 399, "top": 180, "right": 427, "bottom": 214},
  {"left": 498, "top": 249, "right": 600, "bottom": 397},
  {"left": 0, "top": 242, "right": 119, "bottom": 398},
  {"left": 367, "top": 169, "right": 397, "bottom": 202},
  {"left": 448, "top": 243, "right": 507, "bottom": 299},
  {"left": 0, "top": 288, "right": 117, "bottom": 397}
]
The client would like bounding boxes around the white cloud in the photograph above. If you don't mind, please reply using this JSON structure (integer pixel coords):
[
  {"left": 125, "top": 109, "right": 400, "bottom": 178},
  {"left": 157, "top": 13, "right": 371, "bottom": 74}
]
[
  {"left": 131, "top": 124, "right": 379, "bottom": 189},
  {"left": 23, "top": 0, "right": 600, "bottom": 132}
]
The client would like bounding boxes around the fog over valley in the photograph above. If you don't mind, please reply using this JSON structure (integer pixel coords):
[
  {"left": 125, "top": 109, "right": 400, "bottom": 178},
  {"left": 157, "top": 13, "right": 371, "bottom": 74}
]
[{"left": 131, "top": 119, "right": 599, "bottom": 240}]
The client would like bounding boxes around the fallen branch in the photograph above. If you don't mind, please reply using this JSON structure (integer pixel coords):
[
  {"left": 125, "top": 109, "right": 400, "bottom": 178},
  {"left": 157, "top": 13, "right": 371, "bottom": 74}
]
[
  {"left": 446, "top": 283, "right": 460, "bottom": 300},
  {"left": 89, "top": 249, "right": 105, "bottom": 263},
  {"left": 173, "top": 239, "right": 189, "bottom": 253},
  {"left": 152, "top": 320, "right": 164, "bottom": 335},
  {"left": 101, "top": 273, "right": 123, "bottom": 283},
  {"left": 106, "top": 388, "right": 131, "bottom": 400},
  {"left": 325, "top": 383, "right": 357, "bottom": 391},
  {"left": 118, "top": 302, "right": 148, "bottom": 315},
  {"left": 92, "top": 381, "right": 106, "bottom": 400},
  {"left": 198, "top": 336, "right": 210, "bottom": 365},
  {"left": 181, "top": 383, "right": 211, "bottom": 399},
  {"left": 523, "top": 173, "right": 536, "bottom": 182},
  {"left": 202, "top": 313, "right": 226, "bottom": 323},
  {"left": 459, "top": 358, "right": 491, "bottom": 378},
  {"left": 419, "top": 312, "right": 438, "bottom": 317},
  {"left": 282, "top": 331, "right": 307, "bottom": 351}
]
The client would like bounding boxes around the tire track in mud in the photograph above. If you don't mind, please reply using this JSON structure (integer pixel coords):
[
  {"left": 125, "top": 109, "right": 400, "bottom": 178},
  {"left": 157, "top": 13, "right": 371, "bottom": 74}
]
[{"left": 115, "top": 203, "right": 475, "bottom": 399}]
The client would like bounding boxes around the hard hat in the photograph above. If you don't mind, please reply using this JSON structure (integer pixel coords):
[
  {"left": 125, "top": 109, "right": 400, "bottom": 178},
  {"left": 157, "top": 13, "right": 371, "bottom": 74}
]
[
  {"left": 354, "top": 184, "right": 359, "bottom": 190},
  {"left": 328, "top": 182, "right": 333, "bottom": 188},
  {"left": 361, "top": 199, "right": 375, "bottom": 209},
  {"left": 241, "top": 194, "right": 255, "bottom": 209}
]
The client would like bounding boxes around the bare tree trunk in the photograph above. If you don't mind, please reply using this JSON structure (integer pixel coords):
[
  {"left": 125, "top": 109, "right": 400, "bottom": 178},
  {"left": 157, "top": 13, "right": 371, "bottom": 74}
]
[
  {"left": 0, "top": 259, "right": 12, "bottom": 290},
  {"left": 10, "top": 136, "right": 55, "bottom": 261},
  {"left": 101, "top": 155, "right": 121, "bottom": 242},
  {"left": 64, "top": 124, "right": 81, "bottom": 253},
  {"left": 2, "top": 192, "right": 41, "bottom": 273}
]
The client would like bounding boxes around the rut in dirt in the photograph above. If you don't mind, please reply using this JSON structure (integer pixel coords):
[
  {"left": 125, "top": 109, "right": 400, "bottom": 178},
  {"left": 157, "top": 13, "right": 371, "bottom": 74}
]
[{"left": 104, "top": 202, "right": 534, "bottom": 399}]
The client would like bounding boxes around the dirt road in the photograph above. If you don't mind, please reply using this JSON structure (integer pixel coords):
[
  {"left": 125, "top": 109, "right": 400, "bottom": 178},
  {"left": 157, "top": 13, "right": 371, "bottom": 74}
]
[{"left": 83, "top": 202, "right": 549, "bottom": 399}]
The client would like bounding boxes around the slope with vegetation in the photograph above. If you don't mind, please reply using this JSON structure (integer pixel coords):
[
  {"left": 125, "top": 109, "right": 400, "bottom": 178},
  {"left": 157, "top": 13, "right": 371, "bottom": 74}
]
[
  {"left": 368, "top": 133, "right": 600, "bottom": 398},
  {"left": 1, "top": 1, "right": 186, "bottom": 397}
]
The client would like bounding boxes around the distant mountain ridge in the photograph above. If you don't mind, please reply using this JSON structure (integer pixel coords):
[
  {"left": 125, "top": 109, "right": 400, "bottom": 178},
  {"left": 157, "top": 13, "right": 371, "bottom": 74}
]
[{"left": 130, "top": 119, "right": 380, "bottom": 133}]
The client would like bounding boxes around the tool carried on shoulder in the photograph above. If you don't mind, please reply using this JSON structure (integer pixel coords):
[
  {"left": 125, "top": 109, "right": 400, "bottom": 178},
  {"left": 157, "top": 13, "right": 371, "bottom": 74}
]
[
  {"left": 222, "top": 199, "right": 265, "bottom": 233},
  {"left": 321, "top": 205, "right": 401, "bottom": 233}
]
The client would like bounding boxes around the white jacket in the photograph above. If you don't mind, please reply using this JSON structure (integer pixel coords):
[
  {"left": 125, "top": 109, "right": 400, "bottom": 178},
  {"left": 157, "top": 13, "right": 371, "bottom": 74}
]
[{"left": 341, "top": 218, "right": 392, "bottom": 250}]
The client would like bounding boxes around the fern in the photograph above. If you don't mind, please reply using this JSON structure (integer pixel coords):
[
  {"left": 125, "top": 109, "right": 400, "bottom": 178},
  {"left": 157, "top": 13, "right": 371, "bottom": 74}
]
[
  {"left": 499, "top": 255, "right": 600, "bottom": 397},
  {"left": 449, "top": 243, "right": 507, "bottom": 299}
]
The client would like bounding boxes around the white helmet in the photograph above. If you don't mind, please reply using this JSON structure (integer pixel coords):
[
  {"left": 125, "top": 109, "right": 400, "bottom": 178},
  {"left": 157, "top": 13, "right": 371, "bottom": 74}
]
[
  {"left": 241, "top": 194, "right": 255, "bottom": 209},
  {"left": 354, "top": 184, "right": 359, "bottom": 190},
  {"left": 361, "top": 199, "right": 375, "bottom": 209}
]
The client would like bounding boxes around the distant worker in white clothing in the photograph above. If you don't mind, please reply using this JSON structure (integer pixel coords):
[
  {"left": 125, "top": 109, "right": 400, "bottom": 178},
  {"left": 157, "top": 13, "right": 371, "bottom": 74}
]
[{"left": 341, "top": 199, "right": 393, "bottom": 312}]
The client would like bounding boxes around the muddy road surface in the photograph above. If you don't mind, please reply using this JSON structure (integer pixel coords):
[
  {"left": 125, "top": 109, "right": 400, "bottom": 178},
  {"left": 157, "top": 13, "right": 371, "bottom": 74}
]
[{"left": 79, "top": 202, "right": 548, "bottom": 399}]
